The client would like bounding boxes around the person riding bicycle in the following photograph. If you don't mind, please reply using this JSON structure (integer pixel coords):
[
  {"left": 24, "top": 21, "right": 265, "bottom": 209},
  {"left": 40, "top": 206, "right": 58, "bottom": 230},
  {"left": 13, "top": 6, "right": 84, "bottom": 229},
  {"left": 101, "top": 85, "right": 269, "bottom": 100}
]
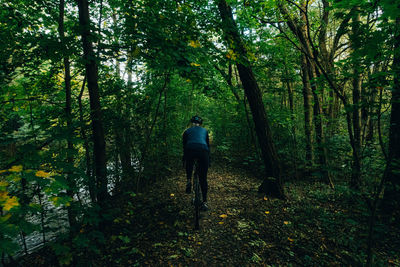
[{"left": 183, "top": 115, "right": 210, "bottom": 211}]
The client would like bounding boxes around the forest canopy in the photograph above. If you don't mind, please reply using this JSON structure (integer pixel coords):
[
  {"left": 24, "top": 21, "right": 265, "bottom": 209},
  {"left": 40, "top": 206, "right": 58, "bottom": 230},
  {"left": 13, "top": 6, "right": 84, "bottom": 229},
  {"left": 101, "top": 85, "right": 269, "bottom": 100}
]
[{"left": 0, "top": 0, "right": 399, "bottom": 265}]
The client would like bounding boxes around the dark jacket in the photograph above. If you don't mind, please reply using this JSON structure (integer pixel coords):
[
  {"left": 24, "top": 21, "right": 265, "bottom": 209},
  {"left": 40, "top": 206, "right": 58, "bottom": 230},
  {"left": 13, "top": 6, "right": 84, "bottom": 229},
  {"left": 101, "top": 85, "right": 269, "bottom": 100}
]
[{"left": 183, "top": 126, "right": 210, "bottom": 152}]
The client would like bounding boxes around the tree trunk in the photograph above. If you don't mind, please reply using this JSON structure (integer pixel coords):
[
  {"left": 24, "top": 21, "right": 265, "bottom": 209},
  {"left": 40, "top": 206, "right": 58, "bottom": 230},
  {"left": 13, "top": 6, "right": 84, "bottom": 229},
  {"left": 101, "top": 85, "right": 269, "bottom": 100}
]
[
  {"left": 58, "top": 0, "right": 77, "bottom": 232},
  {"left": 308, "top": 61, "right": 333, "bottom": 187},
  {"left": 217, "top": 0, "right": 284, "bottom": 198},
  {"left": 112, "top": 11, "right": 133, "bottom": 186},
  {"left": 78, "top": 76, "right": 96, "bottom": 203},
  {"left": 301, "top": 0, "right": 331, "bottom": 186},
  {"left": 382, "top": 16, "right": 400, "bottom": 219},
  {"left": 296, "top": 0, "right": 331, "bottom": 186},
  {"left": 77, "top": 0, "right": 108, "bottom": 206},
  {"left": 284, "top": 66, "right": 299, "bottom": 179},
  {"left": 278, "top": 0, "right": 354, "bottom": 188},
  {"left": 301, "top": 54, "right": 314, "bottom": 171},
  {"left": 350, "top": 7, "right": 362, "bottom": 188}
]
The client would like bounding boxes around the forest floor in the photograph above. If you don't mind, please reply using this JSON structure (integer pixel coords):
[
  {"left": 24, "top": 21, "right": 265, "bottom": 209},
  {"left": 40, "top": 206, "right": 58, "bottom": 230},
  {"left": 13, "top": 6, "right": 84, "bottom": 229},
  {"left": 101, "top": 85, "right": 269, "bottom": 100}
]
[
  {"left": 18, "top": 162, "right": 400, "bottom": 266},
  {"left": 100, "top": 162, "right": 399, "bottom": 266}
]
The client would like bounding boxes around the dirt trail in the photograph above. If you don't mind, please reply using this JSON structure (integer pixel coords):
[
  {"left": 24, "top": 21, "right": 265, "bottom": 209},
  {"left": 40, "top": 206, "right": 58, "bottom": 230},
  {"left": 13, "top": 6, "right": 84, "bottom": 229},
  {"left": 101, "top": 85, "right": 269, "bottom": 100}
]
[
  {"left": 108, "top": 163, "right": 297, "bottom": 266},
  {"left": 16, "top": 162, "right": 400, "bottom": 266}
]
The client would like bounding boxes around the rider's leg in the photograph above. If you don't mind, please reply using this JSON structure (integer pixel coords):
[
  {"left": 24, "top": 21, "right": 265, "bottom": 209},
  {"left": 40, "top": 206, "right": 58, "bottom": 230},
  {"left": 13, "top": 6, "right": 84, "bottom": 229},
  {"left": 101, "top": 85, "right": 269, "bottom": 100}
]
[
  {"left": 198, "top": 150, "right": 209, "bottom": 202},
  {"left": 185, "top": 150, "right": 195, "bottom": 193}
]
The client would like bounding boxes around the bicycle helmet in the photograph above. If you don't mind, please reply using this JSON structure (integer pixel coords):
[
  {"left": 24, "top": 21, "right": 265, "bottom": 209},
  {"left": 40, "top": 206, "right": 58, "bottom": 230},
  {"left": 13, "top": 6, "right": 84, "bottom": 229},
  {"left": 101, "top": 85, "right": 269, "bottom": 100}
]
[{"left": 190, "top": 115, "right": 203, "bottom": 124}]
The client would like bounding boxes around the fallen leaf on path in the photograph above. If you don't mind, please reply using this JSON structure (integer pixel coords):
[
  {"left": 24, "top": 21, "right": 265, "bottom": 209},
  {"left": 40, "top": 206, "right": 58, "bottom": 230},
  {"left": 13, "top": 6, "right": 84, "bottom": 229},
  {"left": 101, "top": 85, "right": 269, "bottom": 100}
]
[{"left": 168, "top": 255, "right": 179, "bottom": 259}]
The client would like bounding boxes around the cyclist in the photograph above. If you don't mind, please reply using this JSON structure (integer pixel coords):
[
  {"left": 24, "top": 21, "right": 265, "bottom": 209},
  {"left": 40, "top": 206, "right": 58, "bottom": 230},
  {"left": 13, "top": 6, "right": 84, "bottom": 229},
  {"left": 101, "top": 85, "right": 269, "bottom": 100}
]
[{"left": 182, "top": 115, "right": 210, "bottom": 211}]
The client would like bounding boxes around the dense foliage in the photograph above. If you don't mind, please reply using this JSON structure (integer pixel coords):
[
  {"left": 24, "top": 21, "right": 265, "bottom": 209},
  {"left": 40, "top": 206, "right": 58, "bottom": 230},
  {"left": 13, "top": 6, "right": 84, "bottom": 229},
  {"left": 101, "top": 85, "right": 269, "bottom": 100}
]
[{"left": 0, "top": 0, "right": 399, "bottom": 265}]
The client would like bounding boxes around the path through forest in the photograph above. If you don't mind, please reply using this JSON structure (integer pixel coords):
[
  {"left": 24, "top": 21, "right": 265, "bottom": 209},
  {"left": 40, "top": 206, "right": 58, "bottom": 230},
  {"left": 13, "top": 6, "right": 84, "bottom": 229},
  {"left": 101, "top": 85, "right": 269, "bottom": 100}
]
[
  {"left": 111, "top": 162, "right": 288, "bottom": 266},
  {"left": 100, "top": 162, "right": 396, "bottom": 266},
  {"left": 18, "top": 162, "right": 399, "bottom": 266}
]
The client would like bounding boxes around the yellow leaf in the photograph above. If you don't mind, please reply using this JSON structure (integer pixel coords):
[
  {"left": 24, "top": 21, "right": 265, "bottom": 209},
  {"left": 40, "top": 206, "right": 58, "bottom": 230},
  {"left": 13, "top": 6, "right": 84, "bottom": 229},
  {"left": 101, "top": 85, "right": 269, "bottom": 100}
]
[
  {"left": 254, "top": 230, "right": 260, "bottom": 234},
  {"left": 197, "top": 242, "right": 202, "bottom": 245},
  {"left": 9, "top": 165, "right": 23, "bottom": 172},
  {"left": 218, "top": 221, "right": 224, "bottom": 225},
  {"left": 288, "top": 237, "right": 294, "bottom": 242},
  {"left": 50, "top": 196, "right": 59, "bottom": 204},
  {"left": 190, "top": 62, "right": 200, "bottom": 67},
  {"left": 284, "top": 221, "right": 289, "bottom": 225},
  {"left": 219, "top": 214, "right": 228, "bottom": 219},
  {"left": 263, "top": 196, "right": 268, "bottom": 201},
  {"left": 264, "top": 211, "right": 270, "bottom": 214},
  {"left": 0, "top": 181, "right": 9, "bottom": 187},
  {"left": 0, "top": 170, "right": 7, "bottom": 174},
  {"left": 170, "top": 193, "right": 175, "bottom": 197},
  {"left": 35, "top": 170, "right": 51, "bottom": 178},
  {"left": 188, "top": 40, "right": 201, "bottom": 48},
  {"left": 3, "top": 195, "right": 19, "bottom": 211},
  {"left": 226, "top": 50, "right": 237, "bottom": 60},
  {"left": 186, "top": 79, "right": 191, "bottom": 82}
]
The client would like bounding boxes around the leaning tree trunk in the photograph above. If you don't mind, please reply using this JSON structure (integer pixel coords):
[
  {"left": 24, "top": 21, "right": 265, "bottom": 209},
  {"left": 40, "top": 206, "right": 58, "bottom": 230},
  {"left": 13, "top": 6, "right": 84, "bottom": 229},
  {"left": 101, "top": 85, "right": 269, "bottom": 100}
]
[
  {"left": 217, "top": 0, "right": 284, "bottom": 198},
  {"left": 77, "top": 0, "right": 108, "bottom": 206}
]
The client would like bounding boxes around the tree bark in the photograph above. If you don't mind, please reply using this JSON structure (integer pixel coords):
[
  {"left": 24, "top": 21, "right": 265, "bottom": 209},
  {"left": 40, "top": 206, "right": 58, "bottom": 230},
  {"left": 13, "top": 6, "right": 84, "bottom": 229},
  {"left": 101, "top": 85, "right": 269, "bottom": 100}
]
[
  {"left": 382, "top": 16, "right": 400, "bottom": 219},
  {"left": 278, "top": 0, "right": 354, "bottom": 188},
  {"left": 112, "top": 10, "right": 133, "bottom": 186},
  {"left": 300, "top": 0, "right": 332, "bottom": 187},
  {"left": 217, "top": 0, "right": 284, "bottom": 198},
  {"left": 284, "top": 64, "right": 299, "bottom": 179},
  {"left": 58, "top": 0, "right": 77, "bottom": 231},
  {"left": 78, "top": 76, "right": 96, "bottom": 203},
  {"left": 301, "top": 52, "right": 314, "bottom": 170},
  {"left": 350, "top": 7, "right": 362, "bottom": 188},
  {"left": 308, "top": 60, "right": 333, "bottom": 187},
  {"left": 77, "top": 0, "right": 108, "bottom": 206}
]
